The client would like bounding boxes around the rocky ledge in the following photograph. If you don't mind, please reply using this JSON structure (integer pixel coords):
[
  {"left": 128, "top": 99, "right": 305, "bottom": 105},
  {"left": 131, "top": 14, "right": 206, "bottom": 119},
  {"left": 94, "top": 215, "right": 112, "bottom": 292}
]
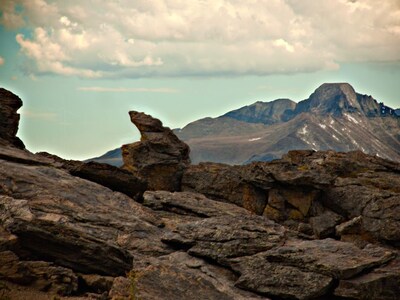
[{"left": 1, "top": 88, "right": 400, "bottom": 300}]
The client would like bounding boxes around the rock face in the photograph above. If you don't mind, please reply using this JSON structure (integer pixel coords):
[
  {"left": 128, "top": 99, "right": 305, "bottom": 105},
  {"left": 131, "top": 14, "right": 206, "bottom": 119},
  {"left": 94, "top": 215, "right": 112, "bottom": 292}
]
[
  {"left": 0, "top": 88, "right": 24, "bottom": 149},
  {"left": 122, "top": 111, "right": 190, "bottom": 191},
  {"left": 183, "top": 150, "right": 400, "bottom": 246},
  {"left": 2, "top": 88, "right": 400, "bottom": 300}
]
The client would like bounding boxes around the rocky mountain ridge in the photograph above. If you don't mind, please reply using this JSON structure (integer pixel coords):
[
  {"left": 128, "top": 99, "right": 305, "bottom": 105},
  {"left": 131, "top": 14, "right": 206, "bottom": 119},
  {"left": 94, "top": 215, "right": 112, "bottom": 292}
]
[
  {"left": 90, "top": 83, "right": 400, "bottom": 166},
  {"left": 1, "top": 88, "right": 400, "bottom": 299}
]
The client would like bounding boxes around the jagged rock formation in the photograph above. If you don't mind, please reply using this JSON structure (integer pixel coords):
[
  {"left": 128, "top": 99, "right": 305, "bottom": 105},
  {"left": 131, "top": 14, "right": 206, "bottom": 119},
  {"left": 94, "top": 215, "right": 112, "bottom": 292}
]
[
  {"left": 183, "top": 150, "right": 400, "bottom": 245},
  {"left": 1, "top": 88, "right": 400, "bottom": 300},
  {"left": 0, "top": 88, "right": 24, "bottom": 149},
  {"left": 121, "top": 111, "right": 190, "bottom": 191}
]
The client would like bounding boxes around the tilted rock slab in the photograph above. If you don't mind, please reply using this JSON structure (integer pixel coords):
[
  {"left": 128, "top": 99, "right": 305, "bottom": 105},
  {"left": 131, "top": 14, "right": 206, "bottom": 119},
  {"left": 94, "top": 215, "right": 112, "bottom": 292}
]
[{"left": 0, "top": 153, "right": 170, "bottom": 277}]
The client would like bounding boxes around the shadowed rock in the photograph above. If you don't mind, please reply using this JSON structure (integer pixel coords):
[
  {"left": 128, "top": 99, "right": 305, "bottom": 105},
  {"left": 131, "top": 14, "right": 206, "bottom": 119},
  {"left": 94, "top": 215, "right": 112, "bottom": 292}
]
[
  {"left": 122, "top": 111, "right": 190, "bottom": 191},
  {"left": 0, "top": 88, "right": 24, "bottom": 149}
]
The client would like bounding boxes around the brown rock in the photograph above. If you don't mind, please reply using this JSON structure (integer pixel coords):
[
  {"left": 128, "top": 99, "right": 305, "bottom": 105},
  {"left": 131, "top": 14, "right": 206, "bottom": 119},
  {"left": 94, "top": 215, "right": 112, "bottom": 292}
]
[
  {"left": 122, "top": 111, "right": 190, "bottom": 191},
  {"left": 109, "top": 276, "right": 131, "bottom": 300},
  {"left": 80, "top": 274, "right": 114, "bottom": 294},
  {"left": 309, "top": 210, "right": 343, "bottom": 238},
  {"left": 334, "top": 257, "right": 400, "bottom": 300},
  {"left": 130, "top": 251, "right": 267, "bottom": 300},
  {"left": 0, "top": 88, "right": 24, "bottom": 149},
  {"left": 336, "top": 216, "right": 363, "bottom": 236},
  {"left": 182, "top": 163, "right": 267, "bottom": 214},
  {"left": 0, "top": 250, "right": 78, "bottom": 295},
  {"left": 263, "top": 188, "right": 319, "bottom": 222}
]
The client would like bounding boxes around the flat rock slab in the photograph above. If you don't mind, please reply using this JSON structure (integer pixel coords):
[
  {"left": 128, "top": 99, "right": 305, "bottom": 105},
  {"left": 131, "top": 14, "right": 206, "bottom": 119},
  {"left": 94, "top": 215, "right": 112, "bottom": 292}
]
[
  {"left": 162, "top": 215, "right": 287, "bottom": 264},
  {"left": 143, "top": 191, "right": 251, "bottom": 218},
  {"left": 263, "top": 238, "right": 395, "bottom": 279},
  {"left": 232, "top": 255, "right": 333, "bottom": 300}
]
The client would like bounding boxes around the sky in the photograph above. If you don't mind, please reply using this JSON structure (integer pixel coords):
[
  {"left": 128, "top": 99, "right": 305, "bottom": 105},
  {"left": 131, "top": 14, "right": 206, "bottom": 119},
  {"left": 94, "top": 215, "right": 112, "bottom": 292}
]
[{"left": 0, "top": 0, "right": 400, "bottom": 160}]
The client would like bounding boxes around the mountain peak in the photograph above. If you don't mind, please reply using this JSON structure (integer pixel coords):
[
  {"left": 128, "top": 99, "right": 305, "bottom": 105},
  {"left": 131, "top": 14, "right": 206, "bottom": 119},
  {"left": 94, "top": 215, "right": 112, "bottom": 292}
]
[
  {"left": 296, "top": 82, "right": 361, "bottom": 115},
  {"left": 223, "top": 98, "right": 296, "bottom": 125}
]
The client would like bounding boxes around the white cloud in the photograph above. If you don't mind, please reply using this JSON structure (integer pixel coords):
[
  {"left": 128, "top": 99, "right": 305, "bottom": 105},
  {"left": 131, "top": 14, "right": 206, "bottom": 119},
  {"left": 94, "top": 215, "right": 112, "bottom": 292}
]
[
  {"left": 0, "top": 56, "right": 4, "bottom": 66},
  {"left": 2, "top": 0, "right": 400, "bottom": 78},
  {"left": 78, "top": 87, "right": 179, "bottom": 93}
]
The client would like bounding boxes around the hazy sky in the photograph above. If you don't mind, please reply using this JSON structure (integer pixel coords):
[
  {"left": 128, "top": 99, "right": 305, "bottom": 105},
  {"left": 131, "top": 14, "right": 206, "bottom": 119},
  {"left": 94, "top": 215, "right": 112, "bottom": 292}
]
[{"left": 1, "top": 0, "right": 400, "bottom": 160}]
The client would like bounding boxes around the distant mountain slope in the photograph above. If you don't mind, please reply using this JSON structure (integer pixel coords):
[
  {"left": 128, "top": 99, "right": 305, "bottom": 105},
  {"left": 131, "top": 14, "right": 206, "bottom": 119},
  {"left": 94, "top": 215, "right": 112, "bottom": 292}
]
[
  {"left": 222, "top": 98, "right": 296, "bottom": 125},
  {"left": 88, "top": 83, "right": 400, "bottom": 165},
  {"left": 85, "top": 148, "right": 123, "bottom": 167}
]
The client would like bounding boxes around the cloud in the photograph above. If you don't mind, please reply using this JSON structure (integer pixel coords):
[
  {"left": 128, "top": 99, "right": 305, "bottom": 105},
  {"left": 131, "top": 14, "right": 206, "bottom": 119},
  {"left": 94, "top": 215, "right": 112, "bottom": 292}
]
[
  {"left": 20, "top": 110, "right": 57, "bottom": 121},
  {"left": 78, "top": 87, "right": 179, "bottom": 93},
  {"left": 0, "top": 56, "right": 4, "bottom": 66},
  {"left": 3, "top": 0, "right": 400, "bottom": 78}
]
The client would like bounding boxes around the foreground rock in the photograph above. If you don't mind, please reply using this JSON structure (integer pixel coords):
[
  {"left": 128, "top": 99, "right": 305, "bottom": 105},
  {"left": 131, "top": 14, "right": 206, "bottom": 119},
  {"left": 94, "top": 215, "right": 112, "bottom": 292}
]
[
  {"left": 122, "top": 111, "right": 190, "bottom": 191},
  {"left": 183, "top": 150, "right": 400, "bottom": 245},
  {"left": 37, "top": 152, "right": 147, "bottom": 200},
  {"left": 0, "top": 154, "right": 168, "bottom": 276},
  {"left": 0, "top": 88, "right": 24, "bottom": 149}
]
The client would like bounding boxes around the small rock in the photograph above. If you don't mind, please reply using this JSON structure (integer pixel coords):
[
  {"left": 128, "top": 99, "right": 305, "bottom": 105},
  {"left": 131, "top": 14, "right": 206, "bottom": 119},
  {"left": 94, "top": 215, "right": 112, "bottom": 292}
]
[
  {"left": 309, "top": 210, "right": 343, "bottom": 238},
  {"left": 336, "top": 216, "right": 363, "bottom": 236}
]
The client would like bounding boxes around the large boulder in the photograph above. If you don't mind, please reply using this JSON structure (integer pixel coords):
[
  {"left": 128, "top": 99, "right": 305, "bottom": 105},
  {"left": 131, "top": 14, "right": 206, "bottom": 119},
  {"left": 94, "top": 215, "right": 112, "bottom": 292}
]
[
  {"left": 0, "top": 153, "right": 169, "bottom": 276},
  {"left": 122, "top": 111, "right": 190, "bottom": 191},
  {"left": 0, "top": 88, "right": 24, "bottom": 149}
]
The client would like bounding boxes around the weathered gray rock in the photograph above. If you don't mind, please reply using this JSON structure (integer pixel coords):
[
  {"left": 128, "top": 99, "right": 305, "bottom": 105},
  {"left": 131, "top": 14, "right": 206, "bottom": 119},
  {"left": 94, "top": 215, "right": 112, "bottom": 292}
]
[
  {"left": 0, "top": 156, "right": 169, "bottom": 276},
  {"left": 162, "top": 215, "right": 287, "bottom": 265},
  {"left": 0, "top": 88, "right": 24, "bottom": 149},
  {"left": 122, "top": 111, "right": 190, "bottom": 191},
  {"left": 143, "top": 191, "right": 251, "bottom": 218},
  {"left": 232, "top": 255, "right": 333, "bottom": 300},
  {"left": 263, "top": 239, "right": 394, "bottom": 279}
]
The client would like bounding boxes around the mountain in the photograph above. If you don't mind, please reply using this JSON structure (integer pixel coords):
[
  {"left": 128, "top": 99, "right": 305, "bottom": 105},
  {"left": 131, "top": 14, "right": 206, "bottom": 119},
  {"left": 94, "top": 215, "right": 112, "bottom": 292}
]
[
  {"left": 85, "top": 147, "right": 123, "bottom": 166},
  {"left": 89, "top": 83, "right": 400, "bottom": 165}
]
